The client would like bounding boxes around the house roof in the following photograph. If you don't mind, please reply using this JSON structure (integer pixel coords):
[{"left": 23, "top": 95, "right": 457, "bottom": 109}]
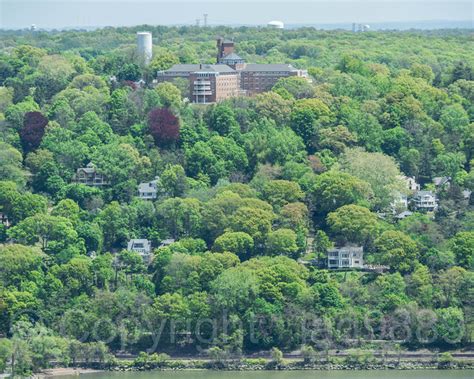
[
  {"left": 415, "top": 190, "right": 435, "bottom": 197},
  {"left": 396, "top": 210, "right": 413, "bottom": 219},
  {"left": 160, "top": 238, "right": 175, "bottom": 246},
  {"left": 138, "top": 178, "right": 159, "bottom": 193},
  {"left": 129, "top": 238, "right": 150, "bottom": 244},
  {"left": 433, "top": 176, "right": 451, "bottom": 186},
  {"left": 328, "top": 245, "right": 363, "bottom": 252},
  {"left": 77, "top": 162, "right": 97, "bottom": 174},
  {"left": 241, "top": 63, "right": 299, "bottom": 72},
  {"left": 138, "top": 182, "right": 158, "bottom": 193},
  {"left": 128, "top": 239, "right": 152, "bottom": 250}
]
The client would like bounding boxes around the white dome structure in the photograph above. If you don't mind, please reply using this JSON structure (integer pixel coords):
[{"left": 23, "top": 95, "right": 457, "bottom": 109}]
[{"left": 267, "top": 20, "right": 284, "bottom": 29}]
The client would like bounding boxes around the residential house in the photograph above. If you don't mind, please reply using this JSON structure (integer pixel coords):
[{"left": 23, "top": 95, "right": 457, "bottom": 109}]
[
  {"left": 74, "top": 162, "right": 108, "bottom": 187},
  {"left": 327, "top": 246, "right": 364, "bottom": 269},
  {"left": 138, "top": 177, "right": 160, "bottom": 200},
  {"left": 412, "top": 190, "right": 438, "bottom": 212},
  {"left": 127, "top": 239, "right": 153, "bottom": 264}
]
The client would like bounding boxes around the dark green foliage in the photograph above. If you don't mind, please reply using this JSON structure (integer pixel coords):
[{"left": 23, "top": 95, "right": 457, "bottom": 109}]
[{"left": 0, "top": 26, "right": 472, "bottom": 372}]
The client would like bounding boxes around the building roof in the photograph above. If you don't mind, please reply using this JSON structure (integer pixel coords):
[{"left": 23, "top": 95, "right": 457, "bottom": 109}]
[
  {"left": 195, "top": 64, "right": 236, "bottom": 73},
  {"left": 415, "top": 190, "right": 436, "bottom": 198},
  {"left": 396, "top": 210, "right": 413, "bottom": 219},
  {"left": 160, "top": 238, "right": 175, "bottom": 246},
  {"left": 138, "top": 182, "right": 158, "bottom": 193},
  {"left": 328, "top": 245, "right": 363, "bottom": 252},
  {"left": 128, "top": 239, "right": 152, "bottom": 250},
  {"left": 78, "top": 162, "right": 96, "bottom": 174},
  {"left": 433, "top": 176, "right": 451, "bottom": 186},
  {"left": 164, "top": 64, "right": 236, "bottom": 74},
  {"left": 241, "top": 63, "right": 298, "bottom": 72}
]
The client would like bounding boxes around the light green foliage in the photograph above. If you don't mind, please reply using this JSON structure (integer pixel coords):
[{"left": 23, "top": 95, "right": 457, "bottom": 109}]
[
  {"left": 213, "top": 231, "right": 254, "bottom": 259},
  {"left": 327, "top": 204, "right": 380, "bottom": 245},
  {"left": 449, "top": 231, "right": 474, "bottom": 269},
  {"left": 266, "top": 228, "right": 299, "bottom": 258},
  {"left": 0, "top": 142, "right": 27, "bottom": 186},
  {"left": 261, "top": 179, "right": 304, "bottom": 209},
  {"left": 311, "top": 170, "right": 373, "bottom": 214},
  {"left": 375, "top": 230, "right": 419, "bottom": 273},
  {"left": 154, "top": 82, "right": 182, "bottom": 109},
  {"left": 339, "top": 148, "right": 405, "bottom": 210}
]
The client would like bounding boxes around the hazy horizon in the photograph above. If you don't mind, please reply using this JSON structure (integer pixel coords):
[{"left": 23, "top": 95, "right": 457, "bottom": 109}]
[{"left": 0, "top": 0, "right": 473, "bottom": 30}]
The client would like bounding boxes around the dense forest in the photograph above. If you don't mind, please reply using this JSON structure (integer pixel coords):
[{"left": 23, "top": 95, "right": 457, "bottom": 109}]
[{"left": 0, "top": 26, "right": 473, "bottom": 375}]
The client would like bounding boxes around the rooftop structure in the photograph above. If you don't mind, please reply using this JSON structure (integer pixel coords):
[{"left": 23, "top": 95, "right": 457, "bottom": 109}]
[{"left": 327, "top": 246, "right": 364, "bottom": 269}]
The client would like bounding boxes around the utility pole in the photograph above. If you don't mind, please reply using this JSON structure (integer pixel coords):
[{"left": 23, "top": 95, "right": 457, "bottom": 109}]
[{"left": 203, "top": 13, "right": 208, "bottom": 27}]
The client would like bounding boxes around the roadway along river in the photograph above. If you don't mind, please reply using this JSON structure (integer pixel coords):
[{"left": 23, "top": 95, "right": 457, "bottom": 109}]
[{"left": 58, "top": 370, "right": 473, "bottom": 379}]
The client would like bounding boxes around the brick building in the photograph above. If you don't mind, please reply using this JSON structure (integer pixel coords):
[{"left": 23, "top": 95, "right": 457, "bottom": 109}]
[{"left": 156, "top": 38, "right": 308, "bottom": 103}]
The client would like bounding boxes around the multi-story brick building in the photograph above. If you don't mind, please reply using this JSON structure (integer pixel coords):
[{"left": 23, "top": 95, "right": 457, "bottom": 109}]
[{"left": 156, "top": 38, "right": 308, "bottom": 103}]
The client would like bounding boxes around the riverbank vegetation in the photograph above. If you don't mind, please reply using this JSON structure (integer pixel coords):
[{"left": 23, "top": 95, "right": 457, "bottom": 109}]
[{"left": 0, "top": 26, "right": 473, "bottom": 376}]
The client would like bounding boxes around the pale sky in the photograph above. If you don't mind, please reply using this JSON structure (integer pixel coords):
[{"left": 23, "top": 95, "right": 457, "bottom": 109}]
[{"left": 0, "top": 0, "right": 473, "bottom": 29}]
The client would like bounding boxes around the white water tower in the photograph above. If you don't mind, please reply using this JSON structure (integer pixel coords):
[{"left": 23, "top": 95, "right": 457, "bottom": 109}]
[{"left": 137, "top": 31, "right": 153, "bottom": 65}]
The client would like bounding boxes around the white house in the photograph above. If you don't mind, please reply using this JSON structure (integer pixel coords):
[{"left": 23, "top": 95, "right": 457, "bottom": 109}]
[
  {"left": 138, "top": 177, "right": 160, "bottom": 200},
  {"left": 327, "top": 246, "right": 364, "bottom": 269},
  {"left": 399, "top": 175, "right": 420, "bottom": 192},
  {"left": 127, "top": 239, "right": 153, "bottom": 264},
  {"left": 412, "top": 190, "right": 438, "bottom": 212}
]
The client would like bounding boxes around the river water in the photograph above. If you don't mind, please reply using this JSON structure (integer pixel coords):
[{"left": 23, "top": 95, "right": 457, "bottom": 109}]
[{"left": 63, "top": 370, "right": 472, "bottom": 379}]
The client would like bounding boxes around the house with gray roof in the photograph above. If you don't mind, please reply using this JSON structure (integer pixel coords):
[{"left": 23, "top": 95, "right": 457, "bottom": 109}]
[
  {"left": 74, "top": 162, "right": 108, "bottom": 187},
  {"left": 127, "top": 239, "right": 153, "bottom": 264}
]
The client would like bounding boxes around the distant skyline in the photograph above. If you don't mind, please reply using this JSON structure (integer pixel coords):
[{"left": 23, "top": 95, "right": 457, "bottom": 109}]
[{"left": 0, "top": 0, "right": 473, "bottom": 29}]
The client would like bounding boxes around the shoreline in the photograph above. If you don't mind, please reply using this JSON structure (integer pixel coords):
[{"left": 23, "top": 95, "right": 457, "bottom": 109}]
[{"left": 36, "top": 368, "right": 104, "bottom": 378}]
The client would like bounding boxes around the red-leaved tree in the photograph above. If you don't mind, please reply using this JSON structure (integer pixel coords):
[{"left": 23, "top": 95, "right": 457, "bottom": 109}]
[
  {"left": 19, "top": 111, "right": 49, "bottom": 153},
  {"left": 148, "top": 107, "right": 180, "bottom": 147}
]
